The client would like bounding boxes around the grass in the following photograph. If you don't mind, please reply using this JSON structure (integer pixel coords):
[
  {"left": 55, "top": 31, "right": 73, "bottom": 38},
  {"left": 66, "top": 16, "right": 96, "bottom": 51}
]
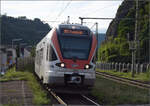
[
  {"left": 0, "top": 64, "right": 50, "bottom": 105},
  {"left": 91, "top": 75, "right": 150, "bottom": 105},
  {"left": 96, "top": 69, "right": 150, "bottom": 82},
  {"left": 2, "top": 101, "right": 21, "bottom": 106},
  {"left": 0, "top": 67, "right": 27, "bottom": 81}
]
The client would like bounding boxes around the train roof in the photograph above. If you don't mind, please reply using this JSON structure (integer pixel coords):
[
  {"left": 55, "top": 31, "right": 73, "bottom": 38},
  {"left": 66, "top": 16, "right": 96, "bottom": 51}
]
[{"left": 57, "top": 24, "right": 90, "bottom": 31}]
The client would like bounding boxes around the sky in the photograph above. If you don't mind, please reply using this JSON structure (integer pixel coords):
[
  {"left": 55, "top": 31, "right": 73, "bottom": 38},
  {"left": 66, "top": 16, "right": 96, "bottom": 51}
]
[{"left": 1, "top": 0, "right": 123, "bottom": 33}]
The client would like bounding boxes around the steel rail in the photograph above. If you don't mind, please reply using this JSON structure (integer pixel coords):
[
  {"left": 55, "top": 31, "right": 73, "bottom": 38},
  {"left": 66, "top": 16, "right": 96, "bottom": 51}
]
[
  {"left": 36, "top": 73, "right": 99, "bottom": 105},
  {"left": 81, "top": 94, "right": 100, "bottom": 106},
  {"left": 43, "top": 85, "right": 100, "bottom": 106},
  {"left": 46, "top": 87, "right": 67, "bottom": 106},
  {"left": 96, "top": 72, "right": 150, "bottom": 89}
]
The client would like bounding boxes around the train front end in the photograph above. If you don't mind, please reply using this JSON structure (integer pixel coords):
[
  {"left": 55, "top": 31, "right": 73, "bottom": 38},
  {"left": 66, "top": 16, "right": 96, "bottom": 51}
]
[{"left": 47, "top": 24, "right": 97, "bottom": 87}]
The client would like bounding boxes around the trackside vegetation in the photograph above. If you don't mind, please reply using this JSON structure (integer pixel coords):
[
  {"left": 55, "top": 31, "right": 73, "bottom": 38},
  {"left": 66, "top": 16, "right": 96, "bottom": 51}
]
[
  {"left": 1, "top": 15, "right": 51, "bottom": 45},
  {"left": 99, "top": 1, "right": 149, "bottom": 63},
  {"left": 92, "top": 75, "right": 150, "bottom": 105},
  {"left": 0, "top": 65, "right": 50, "bottom": 105},
  {"left": 96, "top": 69, "right": 150, "bottom": 82}
]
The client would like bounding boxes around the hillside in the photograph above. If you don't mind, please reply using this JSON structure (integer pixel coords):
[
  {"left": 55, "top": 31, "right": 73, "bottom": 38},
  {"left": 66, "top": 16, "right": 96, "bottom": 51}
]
[
  {"left": 99, "top": 0, "right": 149, "bottom": 63},
  {"left": 0, "top": 15, "right": 51, "bottom": 46}
]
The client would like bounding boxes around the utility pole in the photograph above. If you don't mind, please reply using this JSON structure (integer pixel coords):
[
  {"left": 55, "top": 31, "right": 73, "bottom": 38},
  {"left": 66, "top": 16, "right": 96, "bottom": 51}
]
[
  {"left": 131, "top": 0, "right": 138, "bottom": 77},
  {"left": 96, "top": 22, "right": 98, "bottom": 43},
  {"left": 135, "top": 0, "right": 139, "bottom": 62},
  {"left": 132, "top": 49, "right": 135, "bottom": 77},
  {"left": 96, "top": 22, "right": 98, "bottom": 60},
  {"left": 79, "top": 17, "right": 114, "bottom": 25},
  {"left": 81, "top": 18, "right": 83, "bottom": 25},
  {"left": 135, "top": 0, "right": 138, "bottom": 43},
  {"left": 67, "top": 16, "right": 70, "bottom": 24},
  {"left": 134, "top": 0, "right": 139, "bottom": 76}
]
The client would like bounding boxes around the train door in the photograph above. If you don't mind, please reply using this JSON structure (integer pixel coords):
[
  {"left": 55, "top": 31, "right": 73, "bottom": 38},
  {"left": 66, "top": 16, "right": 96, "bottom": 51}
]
[
  {"left": 35, "top": 50, "right": 39, "bottom": 76},
  {"left": 39, "top": 48, "right": 43, "bottom": 78},
  {"left": 45, "top": 44, "right": 50, "bottom": 71}
]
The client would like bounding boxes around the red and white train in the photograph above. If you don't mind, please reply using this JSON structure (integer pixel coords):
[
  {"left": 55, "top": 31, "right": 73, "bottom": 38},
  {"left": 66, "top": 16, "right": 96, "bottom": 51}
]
[{"left": 35, "top": 24, "right": 97, "bottom": 88}]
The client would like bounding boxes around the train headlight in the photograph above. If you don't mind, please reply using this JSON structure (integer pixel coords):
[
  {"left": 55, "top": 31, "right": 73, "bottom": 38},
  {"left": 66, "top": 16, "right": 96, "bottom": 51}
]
[
  {"left": 85, "top": 64, "right": 90, "bottom": 69},
  {"left": 84, "top": 64, "right": 93, "bottom": 69},
  {"left": 56, "top": 63, "right": 65, "bottom": 68},
  {"left": 60, "top": 63, "right": 65, "bottom": 68}
]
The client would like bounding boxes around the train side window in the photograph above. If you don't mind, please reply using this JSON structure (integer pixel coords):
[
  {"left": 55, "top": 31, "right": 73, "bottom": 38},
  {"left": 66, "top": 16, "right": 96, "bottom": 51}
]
[
  {"left": 41, "top": 48, "right": 43, "bottom": 59},
  {"left": 49, "top": 45, "right": 57, "bottom": 61},
  {"left": 37, "top": 51, "right": 39, "bottom": 64},
  {"left": 46, "top": 45, "right": 49, "bottom": 61},
  {"left": 35, "top": 51, "right": 38, "bottom": 63},
  {"left": 38, "top": 50, "right": 40, "bottom": 64},
  {"left": 39, "top": 48, "right": 43, "bottom": 65},
  {"left": 36, "top": 50, "right": 39, "bottom": 64}
]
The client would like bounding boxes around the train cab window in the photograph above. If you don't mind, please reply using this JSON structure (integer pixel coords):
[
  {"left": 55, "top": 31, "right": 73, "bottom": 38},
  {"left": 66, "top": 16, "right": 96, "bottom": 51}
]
[
  {"left": 92, "top": 54, "right": 96, "bottom": 64},
  {"left": 49, "top": 45, "right": 57, "bottom": 61}
]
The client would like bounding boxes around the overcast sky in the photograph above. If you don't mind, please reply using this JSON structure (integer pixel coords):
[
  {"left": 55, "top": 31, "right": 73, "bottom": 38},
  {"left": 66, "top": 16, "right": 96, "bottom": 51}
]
[{"left": 1, "top": 0, "right": 123, "bottom": 33}]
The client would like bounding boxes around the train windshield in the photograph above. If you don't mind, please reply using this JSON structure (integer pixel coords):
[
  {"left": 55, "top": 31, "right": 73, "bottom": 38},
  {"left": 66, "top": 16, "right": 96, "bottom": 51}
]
[{"left": 59, "top": 36, "right": 92, "bottom": 60}]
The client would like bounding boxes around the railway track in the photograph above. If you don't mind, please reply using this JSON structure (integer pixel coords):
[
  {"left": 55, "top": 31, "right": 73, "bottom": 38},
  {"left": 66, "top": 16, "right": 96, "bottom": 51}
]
[
  {"left": 36, "top": 72, "right": 100, "bottom": 106},
  {"left": 96, "top": 71, "right": 150, "bottom": 89},
  {"left": 45, "top": 86, "right": 100, "bottom": 106}
]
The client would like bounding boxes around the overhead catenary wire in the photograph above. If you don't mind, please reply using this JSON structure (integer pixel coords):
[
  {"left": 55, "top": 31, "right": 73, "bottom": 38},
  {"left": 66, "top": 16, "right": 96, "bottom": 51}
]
[
  {"left": 90, "top": 22, "right": 97, "bottom": 29},
  {"left": 45, "top": 1, "right": 130, "bottom": 28},
  {"left": 45, "top": 0, "right": 72, "bottom": 27},
  {"left": 45, "top": 1, "right": 62, "bottom": 21},
  {"left": 83, "top": 3, "right": 120, "bottom": 16},
  {"left": 45, "top": 1, "right": 122, "bottom": 28},
  {"left": 54, "top": 0, "right": 72, "bottom": 22}
]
